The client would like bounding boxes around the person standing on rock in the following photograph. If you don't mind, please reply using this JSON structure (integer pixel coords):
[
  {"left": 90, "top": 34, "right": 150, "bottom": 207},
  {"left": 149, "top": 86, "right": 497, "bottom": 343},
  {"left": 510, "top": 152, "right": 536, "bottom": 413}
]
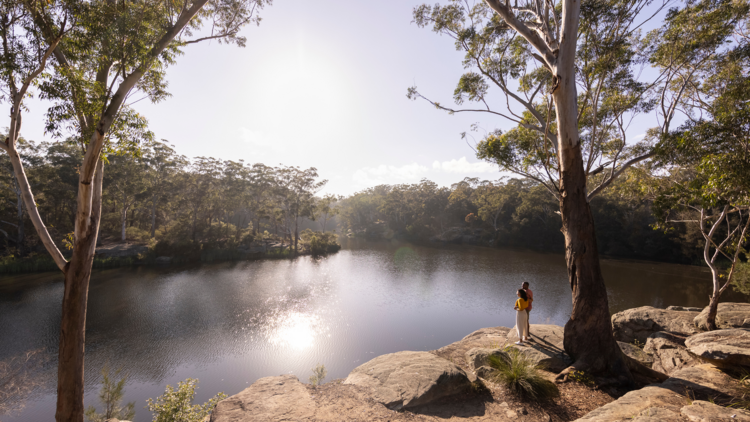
[
  {"left": 522, "top": 281, "right": 533, "bottom": 337},
  {"left": 514, "top": 289, "right": 529, "bottom": 345}
]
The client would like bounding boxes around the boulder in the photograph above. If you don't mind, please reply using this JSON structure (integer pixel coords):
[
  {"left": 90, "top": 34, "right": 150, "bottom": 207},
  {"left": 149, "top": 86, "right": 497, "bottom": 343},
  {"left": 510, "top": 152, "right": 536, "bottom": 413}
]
[
  {"left": 505, "top": 324, "right": 571, "bottom": 373},
  {"left": 661, "top": 364, "right": 740, "bottom": 401},
  {"left": 431, "top": 326, "right": 510, "bottom": 372},
  {"left": 210, "top": 374, "right": 315, "bottom": 422},
  {"left": 618, "top": 341, "right": 654, "bottom": 368},
  {"left": 506, "top": 324, "right": 565, "bottom": 349},
  {"left": 680, "top": 400, "right": 750, "bottom": 422},
  {"left": 573, "top": 386, "right": 687, "bottom": 421},
  {"left": 465, "top": 347, "right": 508, "bottom": 372},
  {"left": 694, "top": 302, "right": 750, "bottom": 330},
  {"left": 685, "top": 328, "right": 750, "bottom": 369},
  {"left": 343, "top": 351, "right": 472, "bottom": 410},
  {"left": 666, "top": 306, "right": 703, "bottom": 312},
  {"left": 612, "top": 306, "right": 701, "bottom": 344},
  {"left": 644, "top": 332, "right": 698, "bottom": 375}
]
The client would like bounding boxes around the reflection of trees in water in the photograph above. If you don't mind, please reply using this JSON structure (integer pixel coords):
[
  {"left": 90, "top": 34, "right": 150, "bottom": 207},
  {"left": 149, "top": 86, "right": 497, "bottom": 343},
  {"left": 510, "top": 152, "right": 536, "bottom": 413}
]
[{"left": 0, "top": 349, "right": 51, "bottom": 417}]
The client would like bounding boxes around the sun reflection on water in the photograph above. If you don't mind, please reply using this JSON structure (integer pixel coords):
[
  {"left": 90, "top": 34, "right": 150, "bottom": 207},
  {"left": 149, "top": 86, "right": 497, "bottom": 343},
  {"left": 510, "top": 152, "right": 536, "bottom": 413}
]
[{"left": 268, "top": 311, "right": 322, "bottom": 350}]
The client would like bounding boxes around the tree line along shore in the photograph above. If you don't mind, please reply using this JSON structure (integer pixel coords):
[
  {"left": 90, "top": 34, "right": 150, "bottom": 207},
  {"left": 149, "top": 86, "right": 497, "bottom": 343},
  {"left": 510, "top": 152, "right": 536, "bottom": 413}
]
[{"left": 1, "top": 139, "right": 746, "bottom": 282}]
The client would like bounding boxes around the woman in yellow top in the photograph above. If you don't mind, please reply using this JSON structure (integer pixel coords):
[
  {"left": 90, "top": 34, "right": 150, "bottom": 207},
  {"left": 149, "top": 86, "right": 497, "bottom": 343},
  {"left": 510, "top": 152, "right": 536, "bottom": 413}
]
[{"left": 514, "top": 289, "right": 529, "bottom": 345}]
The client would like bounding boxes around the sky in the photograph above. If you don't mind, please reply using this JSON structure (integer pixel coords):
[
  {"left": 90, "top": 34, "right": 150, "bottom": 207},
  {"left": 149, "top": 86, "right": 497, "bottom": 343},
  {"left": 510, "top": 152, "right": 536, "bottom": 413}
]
[{"left": 18, "top": 0, "right": 666, "bottom": 196}]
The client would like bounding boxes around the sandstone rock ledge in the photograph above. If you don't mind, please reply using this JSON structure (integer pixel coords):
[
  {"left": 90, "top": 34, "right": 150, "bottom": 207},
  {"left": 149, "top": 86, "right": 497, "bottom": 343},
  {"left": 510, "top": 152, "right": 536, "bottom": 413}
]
[
  {"left": 342, "top": 350, "right": 473, "bottom": 410},
  {"left": 209, "top": 305, "right": 750, "bottom": 422}
]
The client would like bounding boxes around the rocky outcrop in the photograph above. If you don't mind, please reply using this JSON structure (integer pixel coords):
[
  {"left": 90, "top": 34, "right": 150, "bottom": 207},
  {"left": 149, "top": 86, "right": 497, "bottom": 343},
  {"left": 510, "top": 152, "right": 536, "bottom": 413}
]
[
  {"left": 210, "top": 374, "right": 315, "bottom": 422},
  {"left": 618, "top": 341, "right": 654, "bottom": 368},
  {"left": 680, "top": 400, "right": 750, "bottom": 422},
  {"left": 343, "top": 351, "right": 473, "bottom": 410},
  {"left": 611, "top": 306, "right": 701, "bottom": 344},
  {"left": 575, "top": 364, "right": 744, "bottom": 421},
  {"left": 643, "top": 331, "right": 698, "bottom": 375},
  {"left": 431, "top": 326, "right": 511, "bottom": 376},
  {"left": 505, "top": 324, "right": 571, "bottom": 373},
  {"left": 685, "top": 328, "right": 750, "bottom": 369},
  {"left": 464, "top": 347, "right": 508, "bottom": 380},
  {"left": 666, "top": 306, "right": 703, "bottom": 312},
  {"left": 661, "top": 365, "right": 740, "bottom": 401},
  {"left": 573, "top": 386, "right": 687, "bottom": 421},
  {"left": 694, "top": 302, "right": 750, "bottom": 330}
]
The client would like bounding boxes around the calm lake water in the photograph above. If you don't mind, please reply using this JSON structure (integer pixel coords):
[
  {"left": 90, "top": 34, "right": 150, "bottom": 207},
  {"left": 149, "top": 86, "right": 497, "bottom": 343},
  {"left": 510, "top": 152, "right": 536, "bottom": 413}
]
[{"left": 1, "top": 239, "right": 746, "bottom": 421}]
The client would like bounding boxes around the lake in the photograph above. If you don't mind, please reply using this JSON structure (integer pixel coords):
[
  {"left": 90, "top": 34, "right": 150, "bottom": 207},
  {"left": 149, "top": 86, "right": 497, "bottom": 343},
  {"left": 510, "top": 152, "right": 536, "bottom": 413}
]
[{"left": 0, "top": 239, "right": 745, "bottom": 421}]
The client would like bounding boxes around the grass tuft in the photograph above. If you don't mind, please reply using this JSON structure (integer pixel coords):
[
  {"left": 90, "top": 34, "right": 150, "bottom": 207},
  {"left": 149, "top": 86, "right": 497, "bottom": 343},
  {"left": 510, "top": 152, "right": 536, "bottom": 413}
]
[{"left": 487, "top": 347, "right": 559, "bottom": 401}]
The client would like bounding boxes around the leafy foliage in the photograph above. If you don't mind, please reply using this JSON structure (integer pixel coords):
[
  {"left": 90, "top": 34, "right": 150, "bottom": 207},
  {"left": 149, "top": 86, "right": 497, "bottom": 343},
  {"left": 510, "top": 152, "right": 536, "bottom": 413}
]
[
  {"left": 84, "top": 366, "right": 135, "bottom": 422},
  {"left": 487, "top": 348, "right": 559, "bottom": 400},
  {"left": 146, "top": 378, "right": 226, "bottom": 422},
  {"left": 309, "top": 364, "right": 327, "bottom": 387}
]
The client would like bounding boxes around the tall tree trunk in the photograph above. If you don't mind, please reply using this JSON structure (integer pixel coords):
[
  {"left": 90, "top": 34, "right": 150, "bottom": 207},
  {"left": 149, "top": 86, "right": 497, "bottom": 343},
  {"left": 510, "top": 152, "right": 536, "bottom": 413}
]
[
  {"left": 552, "top": 5, "right": 632, "bottom": 383},
  {"left": 55, "top": 159, "right": 104, "bottom": 422},
  {"left": 13, "top": 175, "right": 25, "bottom": 256},
  {"left": 150, "top": 195, "right": 157, "bottom": 238},
  {"left": 120, "top": 204, "right": 128, "bottom": 242},
  {"left": 294, "top": 216, "right": 299, "bottom": 255}
]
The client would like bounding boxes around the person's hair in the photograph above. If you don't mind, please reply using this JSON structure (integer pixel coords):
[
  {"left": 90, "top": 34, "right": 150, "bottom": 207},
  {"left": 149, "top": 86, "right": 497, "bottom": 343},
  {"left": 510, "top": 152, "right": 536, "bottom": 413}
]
[
  {"left": 522, "top": 282, "right": 529, "bottom": 288},
  {"left": 517, "top": 289, "right": 527, "bottom": 301}
]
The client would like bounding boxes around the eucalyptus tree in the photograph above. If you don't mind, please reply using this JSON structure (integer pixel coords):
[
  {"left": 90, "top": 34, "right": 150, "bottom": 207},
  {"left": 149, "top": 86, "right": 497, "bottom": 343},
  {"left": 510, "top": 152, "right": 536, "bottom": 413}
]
[
  {"left": 648, "top": 0, "right": 750, "bottom": 330},
  {"left": 315, "top": 193, "right": 342, "bottom": 232},
  {"left": 0, "top": 0, "right": 272, "bottom": 419},
  {"left": 246, "top": 163, "right": 276, "bottom": 235},
  {"left": 143, "top": 140, "right": 187, "bottom": 238},
  {"left": 0, "top": 138, "right": 41, "bottom": 254},
  {"left": 276, "top": 166, "right": 327, "bottom": 254},
  {"left": 407, "top": 0, "right": 703, "bottom": 383},
  {"left": 221, "top": 159, "right": 249, "bottom": 240},
  {"left": 0, "top": 0, "right": 70, "bottom": 262},
  {"left": 105, "top": 150, "right": 150, "bottom": 241}
]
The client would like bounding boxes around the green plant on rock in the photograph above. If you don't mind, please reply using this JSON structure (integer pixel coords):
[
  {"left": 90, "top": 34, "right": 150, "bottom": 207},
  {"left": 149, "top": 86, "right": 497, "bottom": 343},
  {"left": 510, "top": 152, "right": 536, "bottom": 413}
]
[
  {"left": 568, "top": 370, "right": 595, "bottom": 387},
  {"left": 487, "top": 348, "right": 559, "bottom": 401},
  {"left": 84, "top": 366, "right": 135, "bottom": 422},
  {"left": 309, "top": 364, "right": 327, "bottom": 387},
  {"left": 146, "top": 378, "right": 226, "bottom": 422}
]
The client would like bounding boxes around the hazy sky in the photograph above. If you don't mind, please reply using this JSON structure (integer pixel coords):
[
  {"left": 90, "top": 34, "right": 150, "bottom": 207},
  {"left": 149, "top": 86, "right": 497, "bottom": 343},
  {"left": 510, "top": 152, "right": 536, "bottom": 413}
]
[{"left": 19, "top": 1, "right": 660, "bottom": 196}]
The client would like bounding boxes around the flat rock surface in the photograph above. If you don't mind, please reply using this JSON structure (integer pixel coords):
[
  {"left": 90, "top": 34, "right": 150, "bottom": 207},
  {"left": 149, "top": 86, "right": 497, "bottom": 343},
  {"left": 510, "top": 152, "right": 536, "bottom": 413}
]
[
  {"left": 573, "top": 386, "right": 687, "bottom": 421},
  {"left": 618, "top": 341, "right": 654, "bottom": 368},
  {"left": 644, "top": 332, "right": 697, "bottom": 375},
  {"left": 680, "top": 400, "right": 750, "bottom": 422},
  {"left": 210, "top": 374, "right": 315, "bottom": 422},
  {"left": 343, "top": 351, "right": 473, "bottom": 410},
  {"left": 661, "top": 364, "right": 740, "bottom": 401},
  {"left": 465, "top": 347, "right": 508, "bottom": 372},
  {"left": 685, "top": 328, "right": 750, "bottom": 368},
  {"left": 95, "top": 242, "right": 148, "bottom": 258},
  {"left": 694, "top": 302, "right": 750, "bottom": 330},
  {"left": 431, "top": 326, "right": 511, "bottom": 375},
  {"left": 667, "top": 306, "right": 703, "bottom": 312},
  {"left": 504, "top": 324, "right": 571, "bottom": 373},
  {"left": 612, "top": 306, "right": 701, "bottom": 344}
]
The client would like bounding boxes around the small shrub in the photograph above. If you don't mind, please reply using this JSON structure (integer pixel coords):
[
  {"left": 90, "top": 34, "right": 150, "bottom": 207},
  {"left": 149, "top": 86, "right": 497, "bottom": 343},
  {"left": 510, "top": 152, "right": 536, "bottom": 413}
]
[
  {"left": 84, "top": 366, "right": 135, "bottom": 422},
  {"left": 487, "top": 348, "right": 559, "bottom": 400},
  {"left": 301, "top": 229, "right": 341, "bottom": 255},
  {"left": 309, "top": 364, "right": 327, "bottom": 387},
  {"left": 568, "top": 370, "right": 595, "bottom": 387},
  {"left": 146, "top": 378, "right": 226, "bottom": 422},
  {"left": 733, "top": 261, "right": 750, "bottom": 295},
  {"left": 125, "top": 226, "right": 151, "bottom": 243}
]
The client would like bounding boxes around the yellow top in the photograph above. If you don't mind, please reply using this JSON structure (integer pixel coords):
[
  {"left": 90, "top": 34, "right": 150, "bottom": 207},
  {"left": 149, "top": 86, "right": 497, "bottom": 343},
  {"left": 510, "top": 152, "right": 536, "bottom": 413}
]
[{"left": 515, "top": 298, "right": 528, "bottom": 311}]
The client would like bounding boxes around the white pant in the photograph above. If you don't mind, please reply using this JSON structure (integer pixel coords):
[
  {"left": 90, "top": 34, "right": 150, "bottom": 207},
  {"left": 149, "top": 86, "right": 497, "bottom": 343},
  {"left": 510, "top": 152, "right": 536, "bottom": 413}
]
[{"left": 516, "top": 309, "right": 529, "bottom": 339}]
